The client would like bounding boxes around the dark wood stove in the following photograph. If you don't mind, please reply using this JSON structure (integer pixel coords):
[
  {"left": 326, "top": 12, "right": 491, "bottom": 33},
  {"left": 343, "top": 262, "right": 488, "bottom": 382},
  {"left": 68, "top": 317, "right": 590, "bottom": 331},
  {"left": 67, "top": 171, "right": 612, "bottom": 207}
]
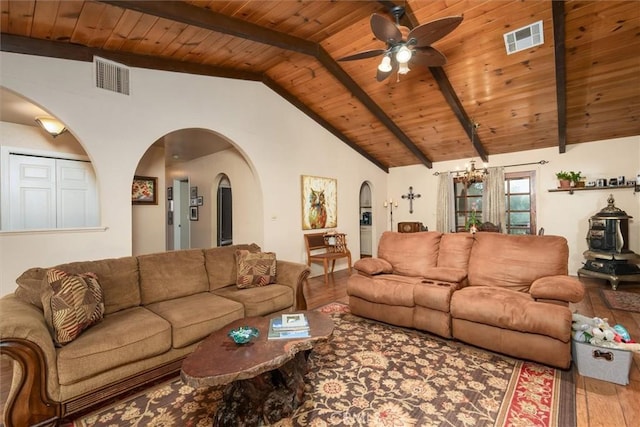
[{"left": 577, "top": 195, "right": 640, "bottom": 290}]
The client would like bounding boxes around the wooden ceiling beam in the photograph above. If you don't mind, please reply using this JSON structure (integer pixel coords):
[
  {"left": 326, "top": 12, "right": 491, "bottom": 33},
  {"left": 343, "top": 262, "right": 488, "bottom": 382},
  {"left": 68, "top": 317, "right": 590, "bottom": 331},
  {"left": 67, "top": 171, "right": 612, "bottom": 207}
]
[
  {"left": 0, "top": 34, "right": 262, "bottom": 81},
  {"left": 552, "top": 0, "right": 567, "bottom": 153},
  {"left": 99, "top": 0, "right": 432, "bottom": 168}
]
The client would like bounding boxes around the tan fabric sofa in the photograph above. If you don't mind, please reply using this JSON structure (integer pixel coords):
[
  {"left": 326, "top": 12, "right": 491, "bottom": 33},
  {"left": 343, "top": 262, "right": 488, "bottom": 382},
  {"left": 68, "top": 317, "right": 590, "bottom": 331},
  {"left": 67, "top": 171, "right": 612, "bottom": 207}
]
[
  {"left": 0, "top": 244, "right": 309, "bottom": 427},
  {"left": 347, "top": 231, "right": 585, "bottom": 369}
]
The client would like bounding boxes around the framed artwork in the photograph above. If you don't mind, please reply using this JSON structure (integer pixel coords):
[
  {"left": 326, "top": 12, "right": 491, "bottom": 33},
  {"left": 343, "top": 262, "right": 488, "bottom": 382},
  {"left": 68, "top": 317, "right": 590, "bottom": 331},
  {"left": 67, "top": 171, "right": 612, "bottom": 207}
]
[
  {"left": 190, "top": 198, "right": 198, "bottom": 207},
  {"left": 132, "top": 176, "right": 158, "bottom": 205},
  {"left": 197, "top": 196, "right": 204, "bottom": 206},
  {"left": 190, "top": 186, "right": 198, "bottom": 199},
  {"left": 167, "top": 186, "right": 173, "bottom": 200},
  {"left": 189, "top": 206, "right": 198, "bottom": 221},
  {"left": 301, "top": 175, "right": 337, "bottom": 230},
  {"left": 167, "top": 211, "right": 173, "bottom": 225}
]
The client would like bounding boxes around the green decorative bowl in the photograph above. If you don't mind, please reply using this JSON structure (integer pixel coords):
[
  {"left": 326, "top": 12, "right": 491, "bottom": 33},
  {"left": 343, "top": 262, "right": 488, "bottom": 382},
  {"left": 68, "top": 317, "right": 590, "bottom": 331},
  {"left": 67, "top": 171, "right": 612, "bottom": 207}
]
[{"left": 228, "top": 326, "right": 260, "bottom": 344}]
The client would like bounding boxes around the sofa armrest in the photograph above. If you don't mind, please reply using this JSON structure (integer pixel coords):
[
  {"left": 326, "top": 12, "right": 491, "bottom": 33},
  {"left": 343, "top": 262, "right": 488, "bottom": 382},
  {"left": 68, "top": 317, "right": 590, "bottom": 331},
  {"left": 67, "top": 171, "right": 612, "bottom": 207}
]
[
  {"left": 353, "top": 258, "right": 393, "bottom": 276},
  {"left": 275, "top": 260, "right": 311, "bottom": 310},
  {"left": 0, "top": 294, "right": 60, "bottom": 426},
  {"left": 529, "top": 275, "right": 585, "bottom": 303}
]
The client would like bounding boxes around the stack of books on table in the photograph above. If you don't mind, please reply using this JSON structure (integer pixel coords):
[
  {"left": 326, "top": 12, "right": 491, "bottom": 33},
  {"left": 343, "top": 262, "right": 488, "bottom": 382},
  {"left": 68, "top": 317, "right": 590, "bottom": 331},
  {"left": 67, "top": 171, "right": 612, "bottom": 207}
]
[{"left": 268, "top": 313, "right": 310, "bottom": 340}]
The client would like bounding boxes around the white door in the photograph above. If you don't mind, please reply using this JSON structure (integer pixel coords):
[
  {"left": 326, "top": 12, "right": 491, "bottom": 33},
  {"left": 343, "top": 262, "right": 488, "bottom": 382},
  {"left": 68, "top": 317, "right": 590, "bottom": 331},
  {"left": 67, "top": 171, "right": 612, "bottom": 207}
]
[
  {"left": 172, "top": 178, "right": 190, "bottom": 250},
  {"left": 7, "top": 153, "right": 98, "bottom": 230},
  {"left": 9, "top": 154, "right": 56, "bottom": 229},
  {"left": 57, "top": 159, "right": 99, "bottom": 228}
]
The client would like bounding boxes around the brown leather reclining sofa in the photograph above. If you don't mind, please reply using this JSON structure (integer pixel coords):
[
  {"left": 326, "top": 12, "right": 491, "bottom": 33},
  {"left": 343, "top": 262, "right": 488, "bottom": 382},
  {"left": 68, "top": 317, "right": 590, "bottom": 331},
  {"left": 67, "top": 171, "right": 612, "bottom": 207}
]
[{"left": 347, "top": 231, "right": 585, "bottom": 369}]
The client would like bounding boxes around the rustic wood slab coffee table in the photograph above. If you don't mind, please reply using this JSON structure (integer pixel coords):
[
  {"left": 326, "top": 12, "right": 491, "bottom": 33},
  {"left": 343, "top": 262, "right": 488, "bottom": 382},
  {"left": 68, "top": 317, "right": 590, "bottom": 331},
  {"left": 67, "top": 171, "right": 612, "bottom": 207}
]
[{"left": 181, "top": 310, "right": 334, "bottom": 426}]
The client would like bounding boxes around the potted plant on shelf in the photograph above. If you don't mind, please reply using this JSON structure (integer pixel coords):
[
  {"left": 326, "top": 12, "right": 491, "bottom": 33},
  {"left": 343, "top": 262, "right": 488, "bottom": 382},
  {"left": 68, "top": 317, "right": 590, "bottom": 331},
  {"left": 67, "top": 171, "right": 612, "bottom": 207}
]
[
  {"left": 556, "top": 171, "right": 572, "bottom": 189},
  {"left": 568, "top": 171, "right": 585, "bottom": 188}
]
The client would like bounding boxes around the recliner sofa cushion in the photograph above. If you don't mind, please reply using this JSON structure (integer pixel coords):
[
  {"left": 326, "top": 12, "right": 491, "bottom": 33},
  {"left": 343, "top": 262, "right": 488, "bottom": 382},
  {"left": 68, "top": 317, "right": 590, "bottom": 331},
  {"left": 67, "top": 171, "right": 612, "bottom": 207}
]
[
  {"left": 138, "top": 250, "right": 208, "bottom": 304},
  {"left": 377, "top": 231, "right": 442, "bottom": 277},
  {"left": 450, "top": 287, "right": 572, "bottom": 342},
  {"left": 347, "top": 274, "right": 418, "bottom": 307},
  {"left": 56, "top": 307, "right": 171, "bottom": 385},
  {"left": 213, "top": 284, "right": 293, "bottom": 317},
  {"left": 468, "top": 234, "right": 569, "bottom": 292},
  {"left": 146, "top": 293, "right": 244, "bottom": 348},
  {"left": 437, "top": 233, "right": 474, "bottom": 269}
]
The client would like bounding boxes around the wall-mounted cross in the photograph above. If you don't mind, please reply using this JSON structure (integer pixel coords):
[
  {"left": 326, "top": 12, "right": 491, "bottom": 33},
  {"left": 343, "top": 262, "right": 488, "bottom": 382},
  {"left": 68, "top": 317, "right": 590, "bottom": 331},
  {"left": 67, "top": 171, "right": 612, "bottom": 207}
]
[{"left": 401, "top": 186, "right": 421, "bottom": 214}]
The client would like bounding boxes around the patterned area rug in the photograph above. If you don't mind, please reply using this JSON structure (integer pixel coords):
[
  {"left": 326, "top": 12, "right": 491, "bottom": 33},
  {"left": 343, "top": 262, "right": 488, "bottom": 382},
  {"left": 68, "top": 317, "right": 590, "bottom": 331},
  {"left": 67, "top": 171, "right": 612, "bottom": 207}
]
[
  {"left": 71, "top": 303, "right": 574, "bottom": 427},
  {"left": 600, "top": 289, "right": 640, "bottom": 313}
]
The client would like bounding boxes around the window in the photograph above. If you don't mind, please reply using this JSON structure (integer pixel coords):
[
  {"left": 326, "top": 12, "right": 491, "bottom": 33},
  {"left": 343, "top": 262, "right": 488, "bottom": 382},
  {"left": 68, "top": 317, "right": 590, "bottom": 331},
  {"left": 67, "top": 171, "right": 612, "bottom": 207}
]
[
  {"left": 505, "top": 171, "right": 536, "bottom": 235},
  {"left": 454, "top": 171, "right": 537, "bottom": 234},
  {"left": 454, "top": 180, "right": 483, "bottom": 232}
]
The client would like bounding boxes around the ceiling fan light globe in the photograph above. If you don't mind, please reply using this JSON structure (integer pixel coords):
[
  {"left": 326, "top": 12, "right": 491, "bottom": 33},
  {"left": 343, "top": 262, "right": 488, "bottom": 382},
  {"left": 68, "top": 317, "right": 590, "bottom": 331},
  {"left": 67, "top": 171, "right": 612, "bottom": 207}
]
[
  {"left": 398, "top": 62, "right": 410, "bottom": 75},
  {"left": 378, "top": 55, "right": 392, "bottom": 72},
  {"left": 396, "top": 45, "right": 412, "bottom": 64}
]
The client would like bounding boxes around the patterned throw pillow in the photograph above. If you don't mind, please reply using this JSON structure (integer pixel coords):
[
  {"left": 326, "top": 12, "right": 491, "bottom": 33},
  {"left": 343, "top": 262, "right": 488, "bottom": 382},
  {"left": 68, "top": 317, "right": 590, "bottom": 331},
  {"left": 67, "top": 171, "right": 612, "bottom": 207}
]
[
  {"left": 235, "top": 250, "right": 277, "bottom": 289},
  {"left": 41, "top": 269, "right": 105, "bottom": 346}
]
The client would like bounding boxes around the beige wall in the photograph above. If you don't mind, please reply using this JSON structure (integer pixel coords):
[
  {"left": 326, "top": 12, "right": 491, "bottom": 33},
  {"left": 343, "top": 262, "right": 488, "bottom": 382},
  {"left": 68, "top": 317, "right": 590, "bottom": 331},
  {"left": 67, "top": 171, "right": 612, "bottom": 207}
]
[{"left": 0, "top": 52, "right": 387, "bottom": 296}]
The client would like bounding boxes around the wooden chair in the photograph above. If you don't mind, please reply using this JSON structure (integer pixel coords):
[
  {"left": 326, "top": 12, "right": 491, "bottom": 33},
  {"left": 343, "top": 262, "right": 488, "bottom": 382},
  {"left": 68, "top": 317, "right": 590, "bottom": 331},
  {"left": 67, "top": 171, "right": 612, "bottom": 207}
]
[{"left": 304, "top": 232, "right": 352, "bottom": 285}]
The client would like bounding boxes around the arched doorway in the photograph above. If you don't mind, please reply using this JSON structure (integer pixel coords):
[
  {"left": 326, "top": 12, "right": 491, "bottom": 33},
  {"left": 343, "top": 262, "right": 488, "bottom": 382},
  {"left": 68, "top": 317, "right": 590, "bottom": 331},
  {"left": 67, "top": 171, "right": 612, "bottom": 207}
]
[
  {"left": 359, "top": 182, "right": 372, "bottom": 257},
  {"left": 217, "top": 175, "right": 233, "bottom": 246}
]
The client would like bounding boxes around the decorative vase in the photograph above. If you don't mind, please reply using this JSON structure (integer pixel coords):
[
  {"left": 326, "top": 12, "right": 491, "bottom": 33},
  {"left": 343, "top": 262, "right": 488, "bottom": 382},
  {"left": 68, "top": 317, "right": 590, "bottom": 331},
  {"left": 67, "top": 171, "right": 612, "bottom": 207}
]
[{"left": 558, "top": 179, "right": 571, "bottom": 189}]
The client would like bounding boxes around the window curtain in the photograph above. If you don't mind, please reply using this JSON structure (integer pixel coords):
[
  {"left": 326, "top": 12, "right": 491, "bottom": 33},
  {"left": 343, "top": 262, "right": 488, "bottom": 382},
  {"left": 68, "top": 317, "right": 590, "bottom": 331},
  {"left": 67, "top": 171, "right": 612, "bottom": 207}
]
[
  {"left": 436, "top": 172, "right": 455, "bottom": 232},
  {"left": 482, "top": 166, "right": 506, "bottom": 230}
]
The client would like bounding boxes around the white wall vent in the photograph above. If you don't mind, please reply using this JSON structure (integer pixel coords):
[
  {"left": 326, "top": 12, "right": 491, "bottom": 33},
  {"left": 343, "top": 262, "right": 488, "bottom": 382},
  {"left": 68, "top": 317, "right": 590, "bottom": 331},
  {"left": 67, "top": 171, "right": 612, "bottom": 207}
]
[
  {"left": 93, "top": 56, "right": 130, "bottom": 95},
  {"left": 503, "top": 20, "right": 544, "bottom": 55}
]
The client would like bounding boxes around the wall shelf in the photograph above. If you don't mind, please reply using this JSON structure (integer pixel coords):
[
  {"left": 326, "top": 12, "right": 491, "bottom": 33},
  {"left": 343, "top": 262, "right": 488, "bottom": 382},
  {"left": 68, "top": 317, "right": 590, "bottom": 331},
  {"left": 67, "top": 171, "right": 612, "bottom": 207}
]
[{"left": 548, "top": 184, "right": 638, "bottom": 195}]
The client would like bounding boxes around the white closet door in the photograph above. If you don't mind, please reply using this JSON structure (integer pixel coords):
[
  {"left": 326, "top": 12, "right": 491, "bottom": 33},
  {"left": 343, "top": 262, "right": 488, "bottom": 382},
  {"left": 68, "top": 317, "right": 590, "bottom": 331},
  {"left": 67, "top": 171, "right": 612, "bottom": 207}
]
[
  {"left": 57, "top": 159, "right": 99, "bottom": 228},
  {"left": 9, "top": 154, "right": 57, "bottom": 229}
]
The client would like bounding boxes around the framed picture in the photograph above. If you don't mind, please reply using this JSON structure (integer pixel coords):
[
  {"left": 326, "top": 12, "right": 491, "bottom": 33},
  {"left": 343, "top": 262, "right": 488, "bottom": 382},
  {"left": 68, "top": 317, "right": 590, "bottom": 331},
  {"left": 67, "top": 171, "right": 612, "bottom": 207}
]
[
  {"left": 301, "top": 175, "right": 337, "bottom": 230},
  {"left": 190, "top": 198, "right": 198, "bottom": 207},
  {"left": 197, "top": 196, "right": 204, "bottom": 206},
  {"left": 132, "top": 176, "right": 158, "bottom": 205},
  {"left": 189, "top": 206, "right": 198, "bottom": 221},
  {"left": 190, "top": 186, "right": 198, "bottom": 199},
  {"left": 167, "top": 211, "right": 173, "bottom": 225},
  {"left": 167, "top": 186, "right": 173, "bottom": 200}
]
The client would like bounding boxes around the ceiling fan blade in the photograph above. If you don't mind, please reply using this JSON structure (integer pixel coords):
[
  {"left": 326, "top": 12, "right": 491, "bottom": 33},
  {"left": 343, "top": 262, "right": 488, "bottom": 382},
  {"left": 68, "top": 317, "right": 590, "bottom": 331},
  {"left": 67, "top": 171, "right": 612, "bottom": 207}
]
[
  {"left": 408, "top": 16, "right": 463, "bottom": 47},
  {"left": 371, "top": 13, "right": 402, "bottom": 44},
  {"left": 338, "top": 49, "right": 387, "bottom": 62},
  {"left": 376, "top": 59, "right": 398, "bottom": 82},
  {"left": 410, "top": 46, "right": 447, "bottom": 67}
]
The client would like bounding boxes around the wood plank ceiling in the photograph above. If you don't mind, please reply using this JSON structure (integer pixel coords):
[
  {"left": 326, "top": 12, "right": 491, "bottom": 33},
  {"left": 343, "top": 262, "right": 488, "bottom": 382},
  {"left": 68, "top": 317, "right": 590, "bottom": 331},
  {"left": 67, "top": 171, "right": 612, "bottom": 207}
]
[{"left": 1, "top": 1, "right": 638, "bottom": 172}]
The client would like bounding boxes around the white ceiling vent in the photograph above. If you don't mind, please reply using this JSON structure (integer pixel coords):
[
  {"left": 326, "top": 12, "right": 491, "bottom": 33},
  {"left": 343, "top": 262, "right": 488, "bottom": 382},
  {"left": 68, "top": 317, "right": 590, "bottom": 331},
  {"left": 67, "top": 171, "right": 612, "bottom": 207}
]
[
  {"left": 93, "top": 56, "right": 130, "bottom": 95},
  {"left": 503, "top": 20, "right": 544, "bottom": 55}
]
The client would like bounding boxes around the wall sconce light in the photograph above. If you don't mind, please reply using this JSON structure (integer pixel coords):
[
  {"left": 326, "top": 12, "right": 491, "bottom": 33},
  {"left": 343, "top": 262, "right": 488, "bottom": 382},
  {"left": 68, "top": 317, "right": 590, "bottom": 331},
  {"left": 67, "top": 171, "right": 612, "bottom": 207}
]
[{"left": 35, "top": 116, "right": 67, "bottom": 138}]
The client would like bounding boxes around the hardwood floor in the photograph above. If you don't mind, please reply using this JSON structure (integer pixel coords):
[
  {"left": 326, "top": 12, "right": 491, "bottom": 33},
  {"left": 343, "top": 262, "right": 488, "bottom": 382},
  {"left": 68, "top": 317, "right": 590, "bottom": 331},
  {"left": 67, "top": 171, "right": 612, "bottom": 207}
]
[{"left": 2, "top": 271, "right": 638, "bottom": 426}]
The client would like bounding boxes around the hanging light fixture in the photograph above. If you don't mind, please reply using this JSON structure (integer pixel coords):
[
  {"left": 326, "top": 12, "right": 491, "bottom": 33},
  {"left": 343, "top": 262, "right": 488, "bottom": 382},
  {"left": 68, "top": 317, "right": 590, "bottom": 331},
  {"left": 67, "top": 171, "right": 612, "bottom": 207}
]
[
  {"left": 377, "top": 54, "right": 392, "bottom": 73},
  {"left": 455, "top": 123, "right": 488, "bottom": 184},
  {"left": 35, "top": 116, "right": 67, "bottom": 138}
]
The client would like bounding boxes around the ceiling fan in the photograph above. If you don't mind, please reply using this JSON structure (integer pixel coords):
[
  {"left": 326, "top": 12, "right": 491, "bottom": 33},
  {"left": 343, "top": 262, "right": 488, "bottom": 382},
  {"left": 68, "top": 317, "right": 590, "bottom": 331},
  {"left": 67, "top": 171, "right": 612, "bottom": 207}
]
[{"left": 338, "top": 6, "right": 462, "bottom": 82}]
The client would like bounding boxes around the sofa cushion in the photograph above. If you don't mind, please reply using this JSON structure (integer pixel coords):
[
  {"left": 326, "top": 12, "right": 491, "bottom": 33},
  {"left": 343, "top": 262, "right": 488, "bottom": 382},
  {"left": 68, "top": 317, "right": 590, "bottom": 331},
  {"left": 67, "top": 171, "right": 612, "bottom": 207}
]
[
  {"left": 437, "top": 233, "right": 474, "bottom": 269},
  {"left": 41, "top": 269, "right": 105, "bottom": 346},
  {"left": 56, "top": 307, "right": 171, "bottom": 385},
  {"left": 450, "top": 287, "right": 572, "bottom": 342},
  {"left": 377, "top": 231, "right": 443, "bottom": 277},
  {"left": 235, "top": 250, "right": 277, "bottom": 288},
  {"left": 138, "top": 249, "right": 208, "bottom": 305},
  {"left": 213, "top": 284, "right": 293, "bottom": 317},
  {"left": 204, "top": 244, "right": 260, "bottom": 291},
  {"left": 468, "top": 233, "right": 569, "bottom": 292},
  {"left": 15, "top": 267, "right": 47, "bottom": 310},
  {"left": 146, "top": 293, "right": 244, "bottom": 348},
  {"left": 347, "top": 273, "right": 418, "bottom": 307},
  {"left": 16, "top": 256, "right": 140, "bottom": 315}
]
